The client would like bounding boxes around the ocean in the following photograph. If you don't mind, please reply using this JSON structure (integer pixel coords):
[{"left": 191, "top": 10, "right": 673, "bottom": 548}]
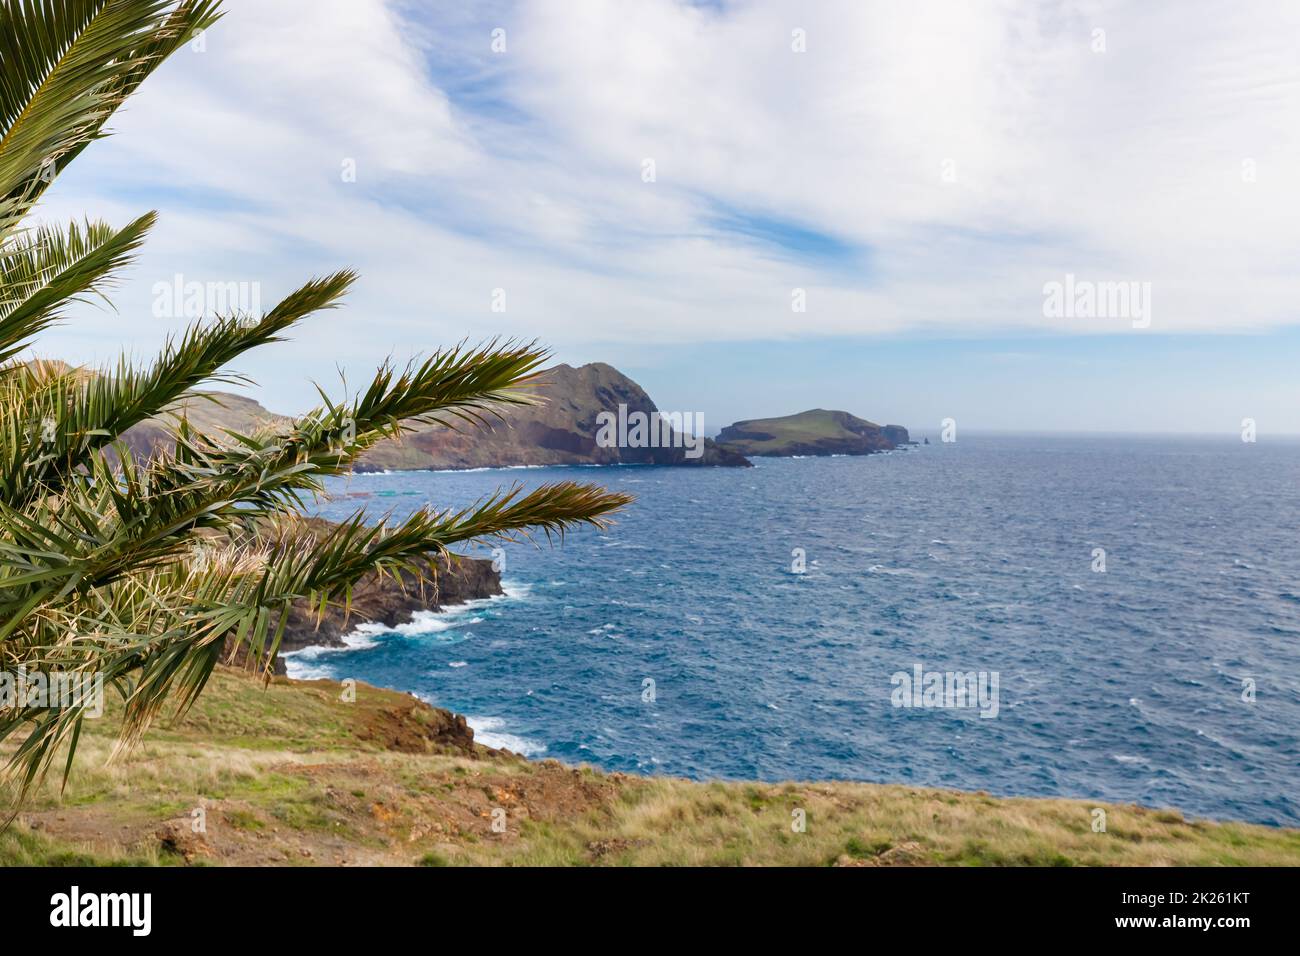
[{"left": 286, "top": 435, "right": 1300, "bottom": 827}]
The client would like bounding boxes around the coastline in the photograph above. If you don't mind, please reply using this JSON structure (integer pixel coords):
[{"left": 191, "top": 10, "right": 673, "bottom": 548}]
[
  {"left": 301, "top": 447, "right": 1299, "bottom": 828},
  {"left": 8, "top": 665, "right": 1298, "bottom": 866},
  {"left": 273, "top": 551, "right": 504, "bottom": 659},
  {"left": 275, "top": 583, "right": 1290, "bottom": 833},
  {"left": 281, "top": 582, "right": 547, "bottom": 755},
  {"left": 342, "top": 440, "right": 922, "bottom": 477}
]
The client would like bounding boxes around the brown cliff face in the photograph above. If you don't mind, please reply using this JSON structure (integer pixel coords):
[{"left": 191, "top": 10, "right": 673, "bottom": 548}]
[
  {"left": 274, "top": 551, "right": 504, "bottom": 654},
  {"left": 358, "top": 362, "right": 750, "bottom": 470},
  {"left": 121, "top": 363, "right": 749, "bottom": 470}
]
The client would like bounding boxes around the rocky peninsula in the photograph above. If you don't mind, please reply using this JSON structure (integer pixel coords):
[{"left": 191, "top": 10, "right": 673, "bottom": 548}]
[
  {"left": 356, "top": 362, "right": 749, "bottom": 470},
  {"left": 123, "top": 361, "right": 750, "bottom": 471}
]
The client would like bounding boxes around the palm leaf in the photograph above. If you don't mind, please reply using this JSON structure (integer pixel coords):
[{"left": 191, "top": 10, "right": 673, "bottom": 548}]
[
  {"left": 0, "top": 1, "right": 222, "bottom": 233},
  {"left": 0, "top": 0, "right": 637, "bottom": 806},
  {"left": 0, "top": 212, "right": 154, "bottom": 362}
]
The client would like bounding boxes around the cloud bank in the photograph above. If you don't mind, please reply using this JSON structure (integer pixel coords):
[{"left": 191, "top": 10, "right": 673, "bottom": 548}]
[{"left": 35, "top": 0, "right": 1300, "bottom": 409}]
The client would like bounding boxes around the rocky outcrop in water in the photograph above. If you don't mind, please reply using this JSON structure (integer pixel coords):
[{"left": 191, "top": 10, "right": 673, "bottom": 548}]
[{"left": 227, "top": 543, "right": 502, "bottom": 675}]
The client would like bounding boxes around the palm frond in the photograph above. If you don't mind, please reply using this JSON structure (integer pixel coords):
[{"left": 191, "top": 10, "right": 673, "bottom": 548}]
[
  {"left": 0, "top": 0, "right": 639, "bottom": 809},
  {"left": 0, "top": 1, "right": 222, "bottom": 233},
  {"left": 0, "top": 271, "right": 353, "bottom": 506},
  {"left": 0, "top": 213, "right": 154, "bottom": 363}
]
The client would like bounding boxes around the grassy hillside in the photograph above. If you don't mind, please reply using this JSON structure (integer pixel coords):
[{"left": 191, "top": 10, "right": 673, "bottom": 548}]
[
  {"left": 717, "top": 408, "right": 907, "bottom": 457},
  {"left": 735, "top": 409, "right": 859, "bottom": 441},
  {"left": 2, "top": 669, "right": 1297, "bottom": 866}
]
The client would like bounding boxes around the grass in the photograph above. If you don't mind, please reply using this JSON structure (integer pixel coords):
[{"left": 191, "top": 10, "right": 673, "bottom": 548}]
[
  {"left": 2, "top": 668, "right": 1297, "bottom": 866},
  {"left": 721, "top": 409, "right": 885, "bottom": 453}
]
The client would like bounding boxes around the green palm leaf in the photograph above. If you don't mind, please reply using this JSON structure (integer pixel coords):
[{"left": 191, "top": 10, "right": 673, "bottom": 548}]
[
  {"left": 0, "top": 0, "right": 635, "bottom": 806},
  {"left": 0, "top": 213, "right": 154, "bottom": 362},
  {"left": 0, "top": 1, "right": 221, "bottom": 233}
]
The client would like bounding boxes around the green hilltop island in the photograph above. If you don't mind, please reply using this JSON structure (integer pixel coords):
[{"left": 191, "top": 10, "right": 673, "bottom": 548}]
[{"left": 715, "top": 408, "right": 912, "bottom": 458}]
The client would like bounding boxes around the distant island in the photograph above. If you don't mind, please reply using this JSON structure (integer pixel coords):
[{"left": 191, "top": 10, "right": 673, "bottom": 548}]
[
  {"left": 716, "top": 408, "right": 911, "bottom": 458},
  {"left": 118, "top": 362, "right": 911, "bottom": 470}
]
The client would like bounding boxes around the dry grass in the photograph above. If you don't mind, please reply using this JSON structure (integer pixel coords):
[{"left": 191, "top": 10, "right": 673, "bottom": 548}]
[{"left": 2, "top": 668, "right": 1297, "bottom": 866}]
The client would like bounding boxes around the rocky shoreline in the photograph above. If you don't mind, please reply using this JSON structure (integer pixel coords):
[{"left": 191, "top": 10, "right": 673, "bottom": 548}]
[
  {"left": 276, "top": 552, "right": 502, "bottom": 654},
  {"left": 229, "top": 547, "right": 503, "bottom": 675}
]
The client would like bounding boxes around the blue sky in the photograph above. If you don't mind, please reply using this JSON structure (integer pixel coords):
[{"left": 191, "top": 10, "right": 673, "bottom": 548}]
[
  {"left": 33, "top": 0, "right": 1300, "bottom": 434},
  {"left": 606, "top": 329, "right": 1300, "bottom": 436}
]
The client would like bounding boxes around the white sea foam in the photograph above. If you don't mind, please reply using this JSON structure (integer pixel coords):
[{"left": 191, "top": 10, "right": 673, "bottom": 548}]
[
  {"left": 466, "top": 716, "right": 546, "bottom": 755},
  {"left": 868, "top": 564, "right": 915, "bottom": 576},
  {"left": 283, "top": 579, "right": 530, "bottom": 679},
  {"left": 369, "top": 609, "right": 483, "bottom": 637},
  {"left": 502, "top": 581, "right": 533, "bottom": 600},
  {"left": 280, "top": 658, "right": 338, "bottom": 680},
  {"left": 403, "top": 693, "right": 545, "bottom": 756},
  {"left": 281, "top": 627, "right": 383, "bottom": 679}
]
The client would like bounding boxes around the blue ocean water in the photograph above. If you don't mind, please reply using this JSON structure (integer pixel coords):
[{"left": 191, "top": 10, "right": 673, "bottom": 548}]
[{"left": 288, "top": 435, "right": 1300, "bottom": 826}]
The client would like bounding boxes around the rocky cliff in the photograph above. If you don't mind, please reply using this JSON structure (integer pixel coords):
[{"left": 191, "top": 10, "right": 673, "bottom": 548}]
[
  {"left": 275, "top": 551, "right": 503, "bottom": 654},
  {"left": 224, "top": 522, "right": 503, "bottom": 673},
  {"left": 717, "top": 409, "right": 911, "bottom": 457},
  {"left": 357, "top": 362, "right": 749, "bottom": 470},
  {"left": 122, "top": 362, "right": 749, "bottom": 470}
]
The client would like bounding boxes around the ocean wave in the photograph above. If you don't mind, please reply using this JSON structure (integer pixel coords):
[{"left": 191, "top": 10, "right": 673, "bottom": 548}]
[
  {"left": 868, "top": 564, "right": 919, "bottom": 576},
  {"left": 466, "top": 716, "right": 546, "bottom": 755},
  {"left": 355, "top": 610, "right": 481, "bottom": 638},
  {"left": 502, "top": 580, "right": 532, "bottom": 601},
  {"left": 283, "top": 580, "right": 532, "bottom": 679},
  {"left": 282, "top": 627, "right": 383, "bottom": 679}
]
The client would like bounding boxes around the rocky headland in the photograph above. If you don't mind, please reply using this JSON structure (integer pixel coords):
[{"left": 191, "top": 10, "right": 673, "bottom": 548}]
[
  {"left": 356, "top": 362, "right": 749, "bottom": 470},
  {"left": 121, "top": 362, "right": 749, "bottom": 471}
]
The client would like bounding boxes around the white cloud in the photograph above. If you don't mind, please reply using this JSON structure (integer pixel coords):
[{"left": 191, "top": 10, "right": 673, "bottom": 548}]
[{"left": 29, "top": 0, "right": 1300, "bottom": 411}]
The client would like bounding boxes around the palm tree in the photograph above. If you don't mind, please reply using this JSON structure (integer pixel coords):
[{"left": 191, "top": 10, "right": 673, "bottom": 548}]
[{"left": 0, "top": 1, "right": 631, "bottom": 801}]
